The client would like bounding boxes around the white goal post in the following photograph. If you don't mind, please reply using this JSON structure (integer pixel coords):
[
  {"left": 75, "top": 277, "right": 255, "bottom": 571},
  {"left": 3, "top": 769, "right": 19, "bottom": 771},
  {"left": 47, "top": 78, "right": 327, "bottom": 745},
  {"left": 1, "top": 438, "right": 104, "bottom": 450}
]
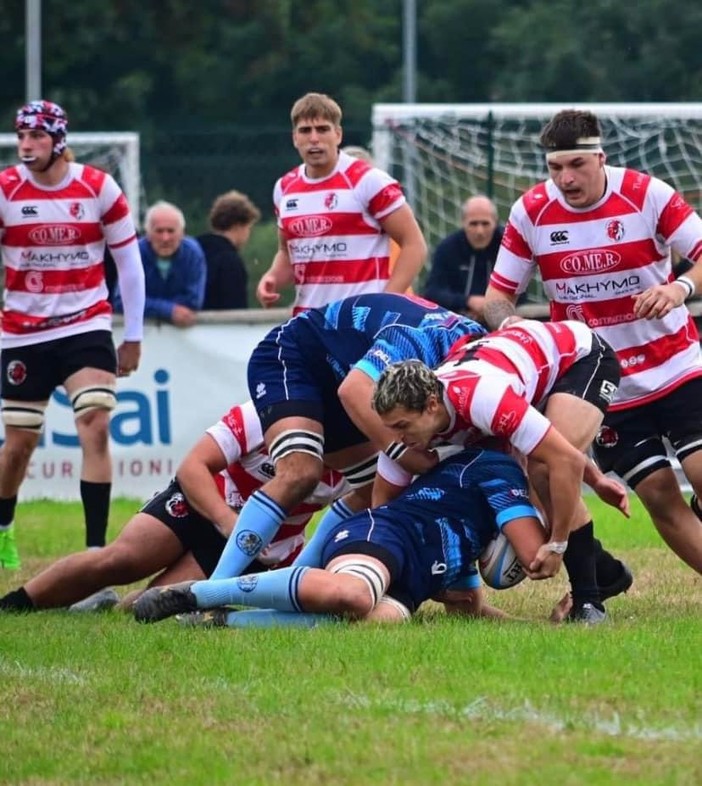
[
  {"left": 0, "top": 131, "right": 141, "bottom": 225},
  {"left": 372, "top": 102, "right": 702, "bottom": 285}
]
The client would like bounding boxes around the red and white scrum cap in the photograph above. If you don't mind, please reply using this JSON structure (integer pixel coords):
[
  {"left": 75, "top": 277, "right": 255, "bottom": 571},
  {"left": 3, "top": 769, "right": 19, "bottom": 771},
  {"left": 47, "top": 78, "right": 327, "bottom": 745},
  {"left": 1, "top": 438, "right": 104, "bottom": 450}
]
[{"left": 15, "top": 100, "right": 68, "bottom": 155}]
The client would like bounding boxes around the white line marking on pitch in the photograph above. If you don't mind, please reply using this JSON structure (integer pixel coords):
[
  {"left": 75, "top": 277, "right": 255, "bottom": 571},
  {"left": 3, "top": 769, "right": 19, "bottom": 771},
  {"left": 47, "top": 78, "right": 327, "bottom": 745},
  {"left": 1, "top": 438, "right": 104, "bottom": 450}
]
[{"left": 342, "top": 694, "right": 702, "bottom": 742}]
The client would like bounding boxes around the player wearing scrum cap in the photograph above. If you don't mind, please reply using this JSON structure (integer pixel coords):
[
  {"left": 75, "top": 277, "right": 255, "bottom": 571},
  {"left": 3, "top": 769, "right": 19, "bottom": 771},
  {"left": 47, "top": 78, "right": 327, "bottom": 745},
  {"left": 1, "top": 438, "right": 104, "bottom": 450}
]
[
  {"left": 0, "top": 100, "right": 145, "bottom": 568},
  {"left": 484, "top": 108, "right": 702, "bottom": 587}
]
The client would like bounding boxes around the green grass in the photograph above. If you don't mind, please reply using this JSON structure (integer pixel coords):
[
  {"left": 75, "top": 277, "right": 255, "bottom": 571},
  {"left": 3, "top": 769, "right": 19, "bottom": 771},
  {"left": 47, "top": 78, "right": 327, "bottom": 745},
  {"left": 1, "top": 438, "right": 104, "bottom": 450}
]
[{"left": 1, "top": 496, "right": 701, "bottom": 785}]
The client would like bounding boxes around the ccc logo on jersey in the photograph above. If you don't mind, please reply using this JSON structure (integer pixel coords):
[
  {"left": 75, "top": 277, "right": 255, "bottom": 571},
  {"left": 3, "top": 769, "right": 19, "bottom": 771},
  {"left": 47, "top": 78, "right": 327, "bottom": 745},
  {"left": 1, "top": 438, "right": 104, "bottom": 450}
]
[{"left": 549, "top": 230, "right": 569, "bottom": 244}]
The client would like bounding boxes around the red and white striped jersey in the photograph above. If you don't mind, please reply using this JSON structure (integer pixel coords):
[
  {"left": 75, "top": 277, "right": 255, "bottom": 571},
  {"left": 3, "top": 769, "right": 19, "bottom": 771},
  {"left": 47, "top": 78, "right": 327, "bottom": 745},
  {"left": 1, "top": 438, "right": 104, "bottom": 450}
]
[
  {"left": 206, "top": 400, "right": 347, "bottom": 567},
  {"left": 0, "top": 162, "right": 138, "bottom": 347},
  {"left": 378, "top": 320, "right": 594, "bottom": 485},
  {"left": 490, "top": 166, "right": 702, "bottom": 410},
  {"left": 435, "top": 319, "right": 594, "bottom": 456},
  {"left": 274, "top": 151, "right": 406, "bottom": 314}
]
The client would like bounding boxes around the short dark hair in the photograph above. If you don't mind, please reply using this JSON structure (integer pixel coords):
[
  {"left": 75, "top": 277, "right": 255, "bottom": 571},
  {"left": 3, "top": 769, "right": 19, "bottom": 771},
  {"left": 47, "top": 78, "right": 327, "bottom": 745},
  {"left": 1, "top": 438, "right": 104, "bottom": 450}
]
[
  {"left": 209, "top": 190, "right": 261, "bottom": 231},
  {"left": 539, "top": 110, "right": 602, "bottom": 150}
]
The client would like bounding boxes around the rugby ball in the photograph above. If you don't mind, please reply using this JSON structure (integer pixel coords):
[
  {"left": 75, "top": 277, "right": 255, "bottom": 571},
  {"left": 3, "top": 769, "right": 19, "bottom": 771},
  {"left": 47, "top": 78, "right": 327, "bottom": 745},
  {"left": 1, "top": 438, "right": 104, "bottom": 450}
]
[{"left": 478, "top": 532, "right": 526, "bottom": 590}]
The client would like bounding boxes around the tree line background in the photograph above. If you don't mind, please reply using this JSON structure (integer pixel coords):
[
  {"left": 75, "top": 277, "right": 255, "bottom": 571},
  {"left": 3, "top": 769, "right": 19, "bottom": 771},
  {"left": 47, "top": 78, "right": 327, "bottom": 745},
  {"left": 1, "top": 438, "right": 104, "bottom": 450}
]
[{"left": 2, "top": 0, "right": 702, "bottom": 297}]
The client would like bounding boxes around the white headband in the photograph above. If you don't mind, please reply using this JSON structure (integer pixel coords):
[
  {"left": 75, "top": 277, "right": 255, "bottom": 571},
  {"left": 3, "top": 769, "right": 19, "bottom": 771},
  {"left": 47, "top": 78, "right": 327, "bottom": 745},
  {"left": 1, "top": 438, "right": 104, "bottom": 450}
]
[{"left": 545, "top": 136, "right": 603, "bottom": 161}]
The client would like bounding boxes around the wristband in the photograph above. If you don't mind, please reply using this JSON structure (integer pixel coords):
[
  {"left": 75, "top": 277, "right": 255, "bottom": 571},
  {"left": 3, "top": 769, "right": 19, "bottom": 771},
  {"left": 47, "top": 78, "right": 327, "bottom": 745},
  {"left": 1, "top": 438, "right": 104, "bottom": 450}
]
[
  {"left": 673, "top": 275, "right": 695, "bottom": 300},
  {"left": 385, "top": 441, "right": 409, "bottom": 462},
  {"left": 545, "top": 540, "right": 568, "bottom": 555}
]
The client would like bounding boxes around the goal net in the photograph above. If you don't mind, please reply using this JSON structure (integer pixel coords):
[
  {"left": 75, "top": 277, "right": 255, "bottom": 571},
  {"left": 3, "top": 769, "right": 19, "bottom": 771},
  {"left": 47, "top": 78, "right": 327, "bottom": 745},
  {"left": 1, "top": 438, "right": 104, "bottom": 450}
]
[
  {"left": 0, "top": 131, "right": 142, "bottom": 224},
  {"left": 372, "top": 102, "right": 702, "bottom": 298}
]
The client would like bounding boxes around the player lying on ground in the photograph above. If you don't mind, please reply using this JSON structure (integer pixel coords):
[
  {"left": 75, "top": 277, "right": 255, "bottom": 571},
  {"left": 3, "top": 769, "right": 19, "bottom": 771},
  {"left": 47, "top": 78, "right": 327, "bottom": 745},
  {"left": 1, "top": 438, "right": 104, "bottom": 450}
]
[
  {"left": 0, "top": 401, "right": 346, "bottom": 613},
  {"left": 206, "top": 292, "right": 487, "bottom": 583},
  {"left": 371, "top": 319, "right": 632, "bottom": 624},
  {"left": 133, "top": 446, "right": 551, "bottom": 627}
]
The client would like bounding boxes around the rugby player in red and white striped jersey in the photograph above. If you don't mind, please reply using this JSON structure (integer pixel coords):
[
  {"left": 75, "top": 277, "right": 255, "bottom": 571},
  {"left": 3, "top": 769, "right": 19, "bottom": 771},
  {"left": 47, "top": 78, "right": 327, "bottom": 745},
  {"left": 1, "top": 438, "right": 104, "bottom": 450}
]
[
  {"left": 484, "top": 108, "right": 702, "bottom": 579},
  {"left": 0, "top": 100, "right": 145, "bottom": 569},
  {"left": 256, "top": 92, "right": 426, "bottom": 314},
  {"left": 372, "top": 319, "right": 631, "bottom": 623},
  {"left": 0, "top": 400, "right": 347, "bottom": 612}
]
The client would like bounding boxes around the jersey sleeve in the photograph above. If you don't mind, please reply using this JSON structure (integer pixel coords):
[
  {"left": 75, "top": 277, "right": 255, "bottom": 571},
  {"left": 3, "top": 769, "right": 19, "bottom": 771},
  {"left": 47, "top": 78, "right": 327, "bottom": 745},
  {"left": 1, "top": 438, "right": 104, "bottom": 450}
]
[
  {"left": 354, "top": 166, "right": 406, "bottom": 222},
  {"left": 446, "top": 374, "right": 551, "bottom": 456},
  {"left": 206, "top": 400, "right": 264, "bottom": 464},
  {"left": 647, "top": 176, "right": 702, "bottom": 262},
  {"left": 490, "top": 201, "right": 538, "bottom": 296},
  {"left": 376, "top": 451, "right": 413, "bottom": 487}
]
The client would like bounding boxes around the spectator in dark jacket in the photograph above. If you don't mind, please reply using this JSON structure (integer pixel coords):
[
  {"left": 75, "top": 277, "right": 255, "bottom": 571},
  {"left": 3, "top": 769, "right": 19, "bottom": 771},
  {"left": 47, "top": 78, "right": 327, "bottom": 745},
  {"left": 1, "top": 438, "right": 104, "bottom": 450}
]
[
  {"left": 423, "top": 195, "right": 504, "bottom": 324},
  {"left": 114, "top": 200, "right": 206, "bottom": 327},
  {"left": 197, "top": 190, "right": 261, "bottom": 310}
]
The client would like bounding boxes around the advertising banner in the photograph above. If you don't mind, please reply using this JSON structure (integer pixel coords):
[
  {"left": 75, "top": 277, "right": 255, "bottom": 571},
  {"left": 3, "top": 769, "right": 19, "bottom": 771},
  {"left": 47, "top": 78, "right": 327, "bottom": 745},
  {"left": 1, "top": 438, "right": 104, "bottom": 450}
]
[{"left": 0, "top": 319, "right": 278, "bottom": 500}]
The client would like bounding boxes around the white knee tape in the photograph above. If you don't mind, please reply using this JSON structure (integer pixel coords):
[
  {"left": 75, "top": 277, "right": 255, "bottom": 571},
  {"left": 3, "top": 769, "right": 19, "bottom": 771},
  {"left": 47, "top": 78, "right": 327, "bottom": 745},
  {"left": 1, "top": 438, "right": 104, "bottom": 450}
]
[
  {"left": 376, "top": 594, "right": 412, "bottom": 621},
  {"left": 70, "top": 384, "right": 117, "bottom": 419},
  {"left": 269, "top": 428, "right": 324, "bottom": 464},
  {"left": 1, "top": 400, "right": 46, "bottom": 432},
  {"left": 329, "top": 557, "right": 388, "bottom": 606}
]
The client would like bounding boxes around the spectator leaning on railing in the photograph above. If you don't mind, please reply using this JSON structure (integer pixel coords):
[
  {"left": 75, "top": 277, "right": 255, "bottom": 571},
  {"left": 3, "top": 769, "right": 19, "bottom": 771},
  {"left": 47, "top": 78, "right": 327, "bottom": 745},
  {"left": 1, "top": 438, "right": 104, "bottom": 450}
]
[{"left": 114, "top": 200, "right": 206, "bottom": 327}]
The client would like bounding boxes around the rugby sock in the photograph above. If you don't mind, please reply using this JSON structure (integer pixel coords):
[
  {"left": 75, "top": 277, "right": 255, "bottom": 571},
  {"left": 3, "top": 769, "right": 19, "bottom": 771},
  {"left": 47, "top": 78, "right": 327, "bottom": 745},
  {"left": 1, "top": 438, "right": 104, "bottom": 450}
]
[
  {"left": 0, "top": 587, "right": 35, "bottom": 612},
  {"left": 293, "top": 498, "right": 355, "bottom": 567},
  {"left": 563, "top": 521, "right": 602, "bottom": 609},
  {"left": 592, "top": 536, "right": 623, "bottom": 586},
  {"left": 209, "top": 490, "right": 286, "bottom": 580},
  {"left": 0, "top": 495, "right": 18, "bottom": 529},
  {"left": 81, "top": 481, "right": 111, "bottom": 548},
  {"left": 223, "top": 609, "right": 339, "bottom": 629},
  {"left": 192, "top": 566, "right": 309, "bottom": 611}
]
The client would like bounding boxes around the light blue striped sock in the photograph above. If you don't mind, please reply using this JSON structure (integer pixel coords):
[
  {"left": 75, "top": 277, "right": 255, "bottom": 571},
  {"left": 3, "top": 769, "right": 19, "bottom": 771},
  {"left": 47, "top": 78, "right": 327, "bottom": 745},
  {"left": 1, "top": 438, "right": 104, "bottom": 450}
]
[
  {"left": 293, "top": 498, "right": 355, "bottom": 567},
  {"left": 209, "top": 490, "right": 286, "bottom": 580},
  {"left": 223, "top": 609, "right": 341, "bottom": 628},
  {"left": 192, "top": 565, "right": 309, "bottom": 611}
]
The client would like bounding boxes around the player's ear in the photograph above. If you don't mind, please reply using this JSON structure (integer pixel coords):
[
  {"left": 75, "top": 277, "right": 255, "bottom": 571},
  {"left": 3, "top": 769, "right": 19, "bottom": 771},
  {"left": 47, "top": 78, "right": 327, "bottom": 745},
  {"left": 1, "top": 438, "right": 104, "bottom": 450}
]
[{"left": 427, "top": 393, "right": 440, "bottom": 414}]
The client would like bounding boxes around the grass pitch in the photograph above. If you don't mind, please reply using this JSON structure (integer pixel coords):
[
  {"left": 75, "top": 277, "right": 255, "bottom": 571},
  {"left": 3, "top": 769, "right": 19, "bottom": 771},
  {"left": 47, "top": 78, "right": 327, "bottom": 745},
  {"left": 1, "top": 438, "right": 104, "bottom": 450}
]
[{"left": 1, "top": 496, "right": 701, "bottom": 785}]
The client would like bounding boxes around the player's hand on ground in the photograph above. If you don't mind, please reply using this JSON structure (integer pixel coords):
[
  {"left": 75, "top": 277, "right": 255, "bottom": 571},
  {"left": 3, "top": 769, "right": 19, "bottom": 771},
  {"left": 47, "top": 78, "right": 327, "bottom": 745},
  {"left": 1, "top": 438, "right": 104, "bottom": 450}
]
[
  {"left": 526, "top": 547, "right": 563, "bottom": 579},
  {"left": 549, "top": 591, "right": 572, "bottom": 623},
  {"left": 117, "top": 341, "right": 141, "bottom": 376},
  {"left": 632, "top": 283, "right": 686, "bottom": 320}
]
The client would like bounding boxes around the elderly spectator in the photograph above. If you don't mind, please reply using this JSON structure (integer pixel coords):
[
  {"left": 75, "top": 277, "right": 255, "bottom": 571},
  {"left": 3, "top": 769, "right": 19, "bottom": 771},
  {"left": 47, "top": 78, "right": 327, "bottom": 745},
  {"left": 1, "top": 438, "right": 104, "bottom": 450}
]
[
  {"left": 197, "top": 190, "right": 260, "bottom": 310},
  {"left": 114, "top": 200, "right": 206, "bottom": 327},
  {"left": 423, "top": 195, "right": 504, "bottom": 323}
]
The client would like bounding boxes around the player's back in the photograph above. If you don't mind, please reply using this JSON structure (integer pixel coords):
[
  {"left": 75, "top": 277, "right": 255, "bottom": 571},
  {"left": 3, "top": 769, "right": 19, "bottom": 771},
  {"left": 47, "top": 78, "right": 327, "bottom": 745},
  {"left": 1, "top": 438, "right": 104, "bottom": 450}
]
[
  {"left": 374, "top": 447, "right": 532, "bottom": 584},
  {"left": 296, "top": 292, "right": 485, "bottom": 376}
]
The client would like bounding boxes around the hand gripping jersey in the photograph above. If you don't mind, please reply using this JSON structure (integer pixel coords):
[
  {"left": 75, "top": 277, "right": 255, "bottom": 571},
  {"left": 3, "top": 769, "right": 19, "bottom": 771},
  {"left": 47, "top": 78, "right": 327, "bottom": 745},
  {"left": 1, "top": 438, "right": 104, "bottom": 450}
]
[
  {"left": 274, "top": 151, "right": 406, "bottom": 313},
  {"left": 206, "top": 400, "right": 347, "bottom": 566},
  {"left": 490, "top": 165, "right": 702, "bottom": 409},
  {"left": 0, "top": 162, "right": 139, "bottom": 347}
]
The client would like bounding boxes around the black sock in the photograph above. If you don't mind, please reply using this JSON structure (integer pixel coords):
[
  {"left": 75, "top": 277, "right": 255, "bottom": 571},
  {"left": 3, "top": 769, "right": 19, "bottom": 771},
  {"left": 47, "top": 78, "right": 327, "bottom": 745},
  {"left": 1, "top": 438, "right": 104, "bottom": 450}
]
[
  {"left": 0, "top": 587, "right": 36, "bottom": 612},
  {"left": 691, "top": 495, "right": 702, "bottom": 522},
  {"left": 593, "top": 536, "right": 623, "bottom": 587},
  {"left": 0, "top": 495, "right": 18, "bottom": 527},
  {"left": 81, "top": 481, "right": 111, "bottom": 548},
  {"left": 563, "top": 521, "right": 601, "bottom": 608}
]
